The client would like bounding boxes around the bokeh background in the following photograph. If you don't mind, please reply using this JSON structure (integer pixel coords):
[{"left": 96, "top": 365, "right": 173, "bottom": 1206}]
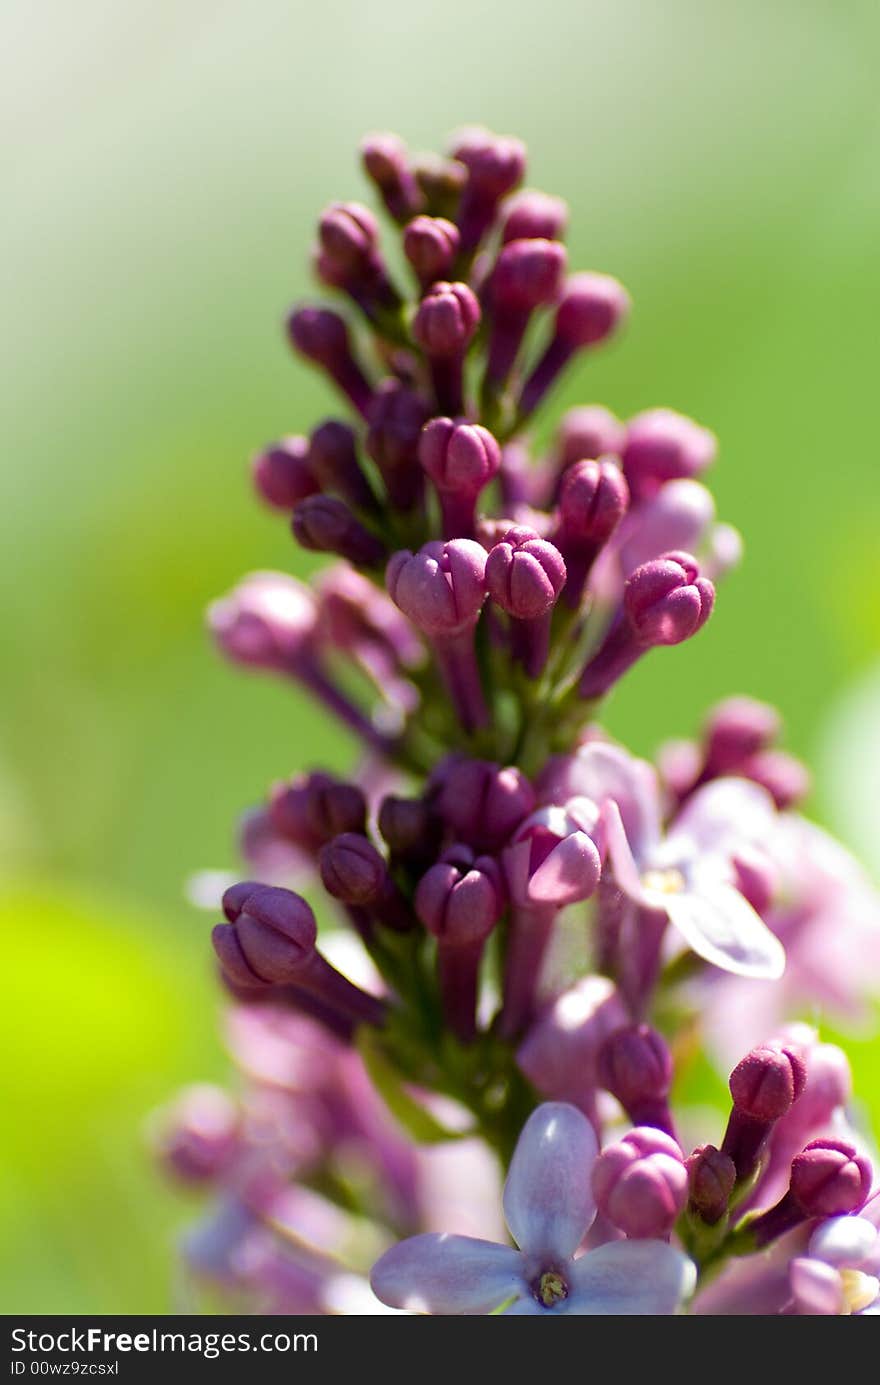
[{"left": 3, "top": 0, "right": 879, "bottom": 1312}]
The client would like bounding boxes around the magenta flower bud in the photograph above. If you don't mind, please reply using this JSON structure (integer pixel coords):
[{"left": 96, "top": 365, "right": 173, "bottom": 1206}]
[
  {"left": 319, "top": 833, "right": 411, "bottom": 933},
  {"left": 578, "top": 553, "right": 715, "bottom": 700},
  {"left": 292, "top": 494, "right": 385, "bottom": 567},
  {"left": 625, "top": 551, "right": 716, "bottom": 645},
  {"left": 156, "top": 1085, "right": 241, "bottom": 1185},
  {"left": 411, "top": 153, "right": 467, "bottom": 221},
  {"left": 484, "top": 239, "right": 567, "bottom": 391},
  {"left": 722, "top": 1041, "right": 807, "bottom": 1182},
  {"left": 486, "top": 527, "right": 566, "bottom": 677},
  {"left": 703, "top": 697, "right": 782, "bottom": 774},
  {"left": 449, "top": 127, "right": 526, "bottom": 250},
  {"left": 518, "top": 273, "right": 630, "bottom": 418},
  {"left": 592, "top": 1128, "right": 688, "bottom": 1239},
  {"left": 622, "top": 409, "right": 717, "bottom": 501},
  {"left": 366, "top": 380, "right": 431, "bottom": 510},
  {"left": 318, "top": 200, "right": 380, "bottom": 275},
  {"left": 286, "top": 305, "right": 373, "bottom": 417},
  {"left": 736, "top": 749, "right": 811, "bottom": 810},
  {"left": 307, "top": 420, "right": 377, "bottom": 512},
  {"left": 251, "top": 436, "right": 320, "bottom": 511},
  {"left": 729, "top": 1043, "right": 807, "bottom": 1122},
  {"left": 268, "top": 772, "right": 367, "bottom": 852},
  {"left": 413, "top": 281, "right": 480, "bottom": 357},
  {"left": 360, "top": 132, "right": 423, "bottom": 223},
  {"left": 486, "top": 528, "right": 566, "bottom": 619},
  {"left": 403, "top": 216, "right": 460, "bottom": 290},
  {"left": 378, "top": 794, "right": 442, "bottom": 866},
  {"left": 413, "top": 281, "right": 480, "bottom": 414},
  {"left": 686, "top": 1145, "right": 736, "bottom": 1226},
  {"left": 556, "top": 459, "right": 629, "bottom": 607},
  {"left": 554, "top": 405, "right": 626, "bottom": 470},
  {"left": 387, "top": 539, "right": 487, "bottom": 638},
  {"left": 418, "top": 417, "right": 501, "bottom": 536},
  {"left": 208, "top": 572, "right": 317, "bottom": 673},
  {"left": 790, "top": 1140, "right": 873, "bottom": 1218},
  {"left": 436, "top": 757, "right": 535, "bottom": 852},
  {"left": 214, "top": 883, "right": 385, "bottom": 1026},
  {"left": 597, "top": 1024, "right": 676, "bottom": 1136},
  {"left": 501, "top": 190, "right": 569, "bottom": 244},
  {"left": 415, "top": 846, "right": 505, "bottom": 1040}
]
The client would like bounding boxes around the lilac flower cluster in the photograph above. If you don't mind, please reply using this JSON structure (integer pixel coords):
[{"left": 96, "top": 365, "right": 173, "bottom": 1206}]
[{"left": 159, "top": 127, "right": 880, "bottom": 1315}]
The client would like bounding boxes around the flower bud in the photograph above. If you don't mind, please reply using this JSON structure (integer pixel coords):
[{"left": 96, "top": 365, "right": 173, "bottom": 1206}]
[
  {"left": 317, "top": 201, "right": 380, "bottom": 276},
  {"left": 378, "top": 795, "right": 442, "bottom": 865},
  {"left": 403, "top": 216, "right": 460, "bottom": 289},
  {"left": 554, "top": 272, "right": 630, "bottom": 347},
  {"left": 686, "top": 1144, "right": 736, "bottom": 1225},
  {"left": 307, "top": 420, "right": 376, "bottom": 511},
  {"left": 501, "top": 190, "right": 568, "bottom": 244},
  {"left": 286, "top": 306, "right": 372, "bottom": 416},
  {"left": 486, "top": 528, "right": 566, "bottom": 620},
  {"left": 491, "top": 238, "right": 567, "bottom": 312},
  {"left": 319, "top": 833, "right": 388, "bottom": 906},
  {"left": 411, "top": 153, "right": 467, "bottom": 221},
  {"left": 436, "top": 757, "right": 535, "bottom": 851},
  {"left": 366, "top": 380, "right": 431, "bottom": 509},
  {"left": 156, "top": 1085, "right": 241, "bottom": 1185},
  {"left": 729, "top": 1042, "right": 807, "bottom": 1122},
  {"left": 790, "top": 1141, "right": 873, "bottom": 1218},
  {"left": 208, "top": 572, "right": 317, "bottom": 672},
  {"left": 213, "top": 884, "right": 318, "bottom": 987},
  {"left": 413, "top": 281, "right": 480, "bottom": 357},
  {"left": 292, "top": 495, "right": 385, "bottom": 566},
  {"left": 737, "top": 750, "right": 811, "bottom": 811},
  {"left": 554, "top": 406, "right": 625, "bottom": 469},
  {"left": 622, "top": 408, "right": 717, "bottom": 500},
  {"left": 598, "top": 1024, "right": 675, "bottom": 1134},
  {"left": 624, "top": 551, "right": 715, "bottom": 646},
  {"left": 268, "top": 772, "right": 367, "bottom": 851},
  {"left": 251, "top": 437, "right": 320, "bottom": 510},
  {"left": 503, "top": 800, "right": 603, "bottom": 909},
  {"left": 592, "top": 1127, "right": 688, "bottom": 1238},
  {"left": 386, "top": 540, "right": 488, "bottom": 638},
  {"left": 558, "top": 459, "right": 629, "bottom": 546},
  {"left": 415, "top": 847, "right": 505, "bottom": 947},
  {"left": 418, "top": 418, "right": 501, "bottom": 497},
  {"left": 703, "top": 697, "right": 782, "bottom": 774},
  {"left": 360, "top": 132, "right": 422, "bottom": 222},
  {"left": 450, "top": 127, "right": 526, "bottom": 250}
]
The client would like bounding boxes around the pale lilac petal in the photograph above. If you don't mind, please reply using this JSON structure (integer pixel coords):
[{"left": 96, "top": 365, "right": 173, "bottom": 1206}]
[
  {"left": 668, "top": 777, "right": 776, "bottom": 858},
  {"left": 809, "top": 1215, "right": 878, "bottom": 1268},
  {"left": 664, "top": 882, "right": 786, "bottom": 979},
  {"left": 503, "top": 1103, "right": 598, "bottom": 1258},
  {"left": 527, "top": 831, "right": 601, "bottom": 905},
  {"left": 789, "top": 1257, "right": 843, "bottom": 1315},
  {"left": 538, "top": 743, "right": 661, "bottom": 855},
  {"left": 369, "top": 1234, "right": 523, "bottom": 1315},
  {"left": 564, "top": 1240, "right": 696, "bottom": 1314},
  {"left": 603, "top": 800, "right": 649, "bottom": 901}
]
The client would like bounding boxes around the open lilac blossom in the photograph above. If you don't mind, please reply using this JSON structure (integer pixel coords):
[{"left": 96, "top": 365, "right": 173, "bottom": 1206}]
[
  {"left": 160, "top": 125, "right": 879, "bottom": 1320},
  {"left": 370, "top": 1104, "right": 696, "bottom": 1314}
]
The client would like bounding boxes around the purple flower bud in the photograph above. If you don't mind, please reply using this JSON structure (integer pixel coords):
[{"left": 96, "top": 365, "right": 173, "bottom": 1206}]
[
  {"left": 360, "top": 132, "right": 423, "bottom": 223},
  {"left": 558, "top": 460, "right": 630, "bottom": 547},
  {"left": 597, "top": 1024, "right": 675, "bottom": 1135},
  {"left": 729, "top": 1042, "right": 807, "bottom": 1122},
  {"left": 208, "top": 572, "right": 317, "bottom": 673},
  {"left": 319, "top": 832, "right": 388, "bottom": 905},
  {"left": 307, "top": 420, "right": 377, "bottom": 512},
  {"left": 736, "top": 750, "right": 811, "bottom": 810},
  {"left": 722, "top": 1040, "right": 807, "bottom": 1182},
  {"left": 686, "top": 1145, "right": 736, "bottom": 1226},
  {"left": 419, "top": 417, "right": 501, "bottom": 536},
  {"left": 592, "top": 1128, "right": 688, "bottom": 1238},
  {"left": 411, "top": 153, "right": 467, "bottom": 221},
  {"left": 386, "top": 540, "right": 487, "bottom": 638},
  {"left": 251, "top": 437, "right": 320, "bottom": 511},
  {"left": 703, "top": 697, "right": 782, "bottom": 774},
  {"left": 413, "top": 281, "right": 481, "bottom": 357},
  {"left": 625, "top": 551, "right": 716, "bottom": 646},
  {"left": 436, "top": 757, "right": 535, "bottom": 851},
  {"left": 450, "top": 127, "right": 526, "bottom": 250},
  {"left": 291, "top": 494, "right": 385, "bottom": 567},
  {"left": 213, "top": 883, "right": 318, "bottom": 986},
  {"left": 622, "top": 409, "right": 717, "bottom": 501},
  {"left": 318, "top": 201, "right": 380, "bottom": 276},
  {"left": 486, "top": 528, "right": 566, "bottom": 620},
  {"left": 268, "top": 772, "right": 367, "bottom": 851},
  {"left": 790, "top": 1140, "right": 873, "bottom": 1218},
  {"left": 501, "top": 190, "right": 569, "bottom": 244},
  {"left": 366, "top": 380, "right": 431, "bottom": 510},
  {"left": 286, "top": 305, "right": 373, "bottom": 416},
  {"left": 491, "top": 238, "right": 567, "bottom": 313},
  {"left": 377, "top": 794, "right": 442, "bottom": 865},
  {"left": 156, "top": 1085, "right": 241, "bottom": 1185},
  {"left": 554, "top": 405, "right": 626, "bottom": 469},
  {"left": 403, "top": 216, "right": 460, "bottom": 289},
  {"left": 415, "top": 847, "right": 505, "bottom": 946},
  {"left": 415, "top": 846, "right": 506, "bottom": 1042},
  {"left": 518, "top": 273, "right": 630, "bottom": 417}
]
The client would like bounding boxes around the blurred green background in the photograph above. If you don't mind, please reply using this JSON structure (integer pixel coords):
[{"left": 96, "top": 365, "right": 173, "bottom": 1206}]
[{"left": 2, "top": 0, "right": 879, "bottom": 1312}]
